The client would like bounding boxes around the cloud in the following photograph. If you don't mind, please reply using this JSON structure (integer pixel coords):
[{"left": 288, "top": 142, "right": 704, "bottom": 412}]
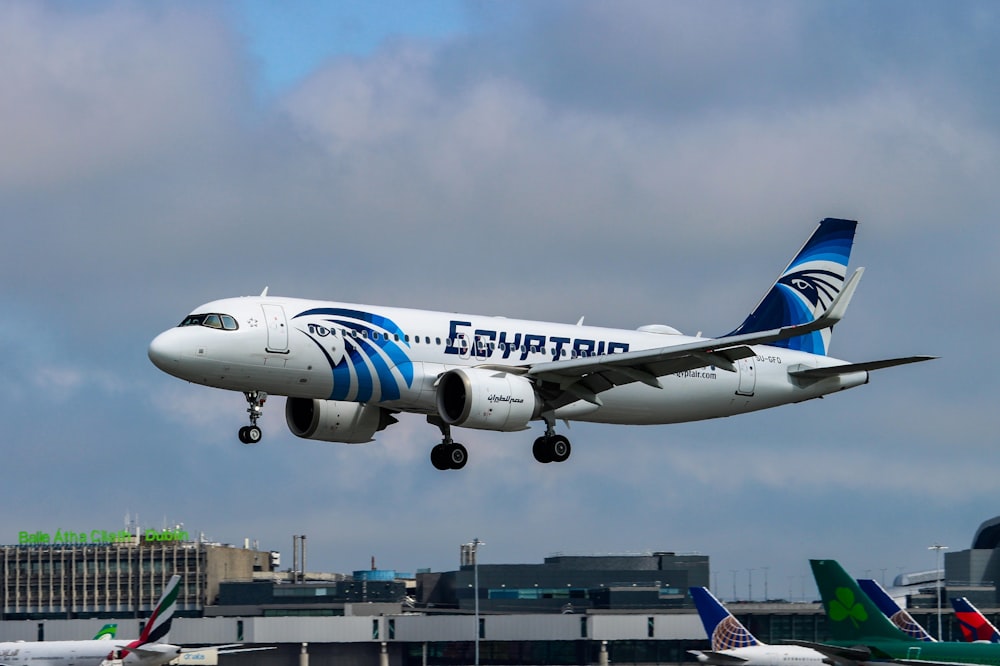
[{"left": 0, "top": 1, "right": 995, "bottom": 590}]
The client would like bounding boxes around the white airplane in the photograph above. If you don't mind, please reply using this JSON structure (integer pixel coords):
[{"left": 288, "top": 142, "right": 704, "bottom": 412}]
[
  {"left": 0, "top": 576, "right": 182, "bottom": 666},
  {"left": 688, "top": 586, "right": 840, "bottom": 666},
  {"left": 148, "top": 218, "right": 933, "bottom": 470}
]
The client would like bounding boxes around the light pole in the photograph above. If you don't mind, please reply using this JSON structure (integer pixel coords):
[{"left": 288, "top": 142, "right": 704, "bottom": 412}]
[
  {"left": 466, "top": 538, "right": 485, "bottom": 666},
  {"left": 928, "top": 543, "right": 949, "bottom": 639}
]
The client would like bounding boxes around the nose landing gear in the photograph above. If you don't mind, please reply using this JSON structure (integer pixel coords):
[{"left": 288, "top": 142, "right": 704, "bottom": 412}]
[{"left": 238, "top": 391, "right": 267, "bottom": 444}]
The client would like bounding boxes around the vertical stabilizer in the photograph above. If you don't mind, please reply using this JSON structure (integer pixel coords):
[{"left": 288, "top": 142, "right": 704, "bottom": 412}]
[
  {"left": 952, "top": 597, "right": 1000, "bottom": 643},
  {"left": 93, "top": 623, "right": 118, "bottom": 640},
  {"left": 690, "top": 587, "right": 761, "bottom": 649},
  {"left": 728, "top": 218, "right": 857, "bottom": 355},
  {"left": 858, "top": 578, "right": 935, "bottom": 641},
  {"left": 132, "top": 575, "right": 181, "bottom": 647},
  {"left": 810, "top": 560, "right": 912, "bottom": 643}
]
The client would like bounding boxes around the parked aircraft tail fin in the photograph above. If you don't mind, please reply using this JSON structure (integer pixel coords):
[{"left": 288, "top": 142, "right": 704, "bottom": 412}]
[
  {"left": 857, "top": 578, "right": 935, "bottom": 641},
  {"left": 690, "top": 587, "right": 762, "bottom": 650},
  {"left": 728, "top": 218, "right": 857, "bottom": 355},
  {"left": 810, "top": 560, "right": 912, "bottom": 643},
  {"left": 952, "top": 597, "right": 1000, "bottom": 643},
  {"left": 117, "top": 574, "right": 180, "bottom": 659},
  {"left": 93, "top": 624, "right": 118, "bottom": 640}
]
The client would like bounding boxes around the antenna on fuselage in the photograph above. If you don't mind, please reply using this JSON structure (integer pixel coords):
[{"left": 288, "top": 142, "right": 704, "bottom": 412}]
[{"left": 260, "top": 286, "right": 269, "bottom": 297}]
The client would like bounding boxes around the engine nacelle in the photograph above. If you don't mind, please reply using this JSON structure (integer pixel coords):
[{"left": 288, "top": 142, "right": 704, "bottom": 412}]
[
  {"left": 285, "top": 398, "right": 397, "bottom": 444},
  {"left": 436, "top": 368, "right": 539, "bottom": 431}
]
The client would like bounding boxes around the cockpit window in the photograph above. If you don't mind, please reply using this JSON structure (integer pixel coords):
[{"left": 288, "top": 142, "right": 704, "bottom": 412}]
[{"left": 178, "top": 313, "right": 239, "bottom": 330}]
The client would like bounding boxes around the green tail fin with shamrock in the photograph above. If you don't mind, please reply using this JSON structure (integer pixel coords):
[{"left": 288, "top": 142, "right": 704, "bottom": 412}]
[{"left": 810, "top": 559, "right": 912, "bottom": 643}]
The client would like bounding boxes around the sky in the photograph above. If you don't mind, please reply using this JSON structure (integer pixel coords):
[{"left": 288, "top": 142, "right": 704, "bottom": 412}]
[{"left": 1, "top": 0, "right": 997, "bottom": 603}]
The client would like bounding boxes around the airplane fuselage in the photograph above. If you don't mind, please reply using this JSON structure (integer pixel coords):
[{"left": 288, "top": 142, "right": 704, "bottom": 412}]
[
  {"left": 149, "top": 295, "right": 867, "bottom": 426},
  {"left": 0, "top": 640, "right": 178, "bottom": 666},
  {"left": 693, "top": 645, "right": 829, "bottom": 666}
]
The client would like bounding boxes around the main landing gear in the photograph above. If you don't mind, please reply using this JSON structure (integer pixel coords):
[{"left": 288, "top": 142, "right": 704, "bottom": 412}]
[
  {"left": 532, "top": 416, "right": 571, "bottom": 463},
  {"left": 429, "top": 417, "right": 467, "bottom": 471},
  {"left": 238, "top": 391, "right": 267, "bottom": 444},
  {"left": 426, "top": 415, "right": 572, "bottom": 470}
]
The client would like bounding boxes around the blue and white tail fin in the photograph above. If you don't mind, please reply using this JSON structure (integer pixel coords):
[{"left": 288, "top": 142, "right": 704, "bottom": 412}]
[
  {"left": 727, "top": 218, "right": 858, "bottom": 356},
  {"left": 690, "top": 587, "right": 762, "bottom": 650},
  {"left": 858, "top": 578, "right": 936, "bottom": 641}
]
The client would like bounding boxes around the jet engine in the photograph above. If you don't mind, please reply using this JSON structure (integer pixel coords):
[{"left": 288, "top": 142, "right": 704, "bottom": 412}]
[
  {"left": 285, "top": 398, "right": 397, "bottom": 444},
  {"left": 436, "top": 368, "right": 539, "bottom": 431}
]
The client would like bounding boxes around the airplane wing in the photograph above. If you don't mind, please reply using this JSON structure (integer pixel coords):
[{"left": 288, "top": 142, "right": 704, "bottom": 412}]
[
  {"left": 125, "top": 645, "right": 181, "bottom": 658},
  {"left": 781, "top": 640, "right": 877, "bottom": 665},
  {"left": 179, "top": 645, "right": 276, "bottom": 655},
  {"left": 781, "top": 640, "right": 976, "bottom": 666},
  {"left": 687, "top": 650, "right": 749, "bottom": 666},
  {"left": 526, "top": 268, "right": 865, "bottom": 408}
]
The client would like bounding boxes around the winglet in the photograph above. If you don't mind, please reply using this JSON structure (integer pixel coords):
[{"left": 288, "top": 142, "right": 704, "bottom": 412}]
[{"left": 819, "top": 268, "right": 865, "bottom": 327}]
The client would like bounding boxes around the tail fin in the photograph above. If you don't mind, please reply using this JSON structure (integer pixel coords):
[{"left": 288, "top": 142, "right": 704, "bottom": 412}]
[
  {"left": 810, "top": 560, "right": 912, "bottom": 643},
  {"left": 690, "top": 587, "right": 762, "bottom": 649},
  {"left": 93, "top": 623, "right": 118, "bottom": 640},
  {"left": 952, "top": 597, "right": 1000, "bottom": 643},
  {"left": 132, "top": 575, "right": 181, "bottom": 647},
  {"left": 857, "top": 579, "right": 935, "bottom": 641},
  {"left": 727, "top": 218, "right": 857, "bottom": 355}
]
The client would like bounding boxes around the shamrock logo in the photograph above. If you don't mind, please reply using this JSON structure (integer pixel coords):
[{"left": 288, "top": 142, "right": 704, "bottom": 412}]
[{"left": 828, "top": 586, "right": 868, "bottom": 628}]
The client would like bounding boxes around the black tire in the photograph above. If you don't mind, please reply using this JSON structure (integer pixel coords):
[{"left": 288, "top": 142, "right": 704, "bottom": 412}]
[
  {"left": 550, "top": 435, "right": 571, "bottom": 463},
  {"left": 532, "top": 436, "right": 553, "bottom": 463},
  {"left": 430, "top": 444, "right": 450, "bottom": 470},
  {"left": 238, "top": 426, "right": 250, "bottom": 444}
]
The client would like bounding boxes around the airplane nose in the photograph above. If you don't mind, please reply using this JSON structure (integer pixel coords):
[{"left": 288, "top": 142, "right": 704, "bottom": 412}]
[{"left": 148, "top": 330, "right": 181, "bottom": 372}]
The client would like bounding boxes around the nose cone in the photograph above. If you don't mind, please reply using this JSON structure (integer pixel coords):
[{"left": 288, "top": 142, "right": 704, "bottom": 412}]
[{"left": 148, "top": 329, "right": 182, "bottom": 374}]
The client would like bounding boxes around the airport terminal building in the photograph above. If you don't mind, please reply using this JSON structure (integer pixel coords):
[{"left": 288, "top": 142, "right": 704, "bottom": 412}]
[{"left": 3, "top": 519, "right": 1000, "bottom": 665}]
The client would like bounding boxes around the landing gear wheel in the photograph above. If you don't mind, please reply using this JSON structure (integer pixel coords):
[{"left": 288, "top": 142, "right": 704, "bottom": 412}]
[
  {"left": 240, "top": 391, "right": 267, "bottom": 445},
  {"left": 431, "top": 444, "right": 450, "bottom": 470},
  {"left": 431, "top": 442, "right": 468, "bottom": 470},
  {"left": 550, "top": 435, "right": 571, "bottom": 463},
  {"left": 448, "top": 443, "right": 468, "bottom": 470},
  {"left": 238, "top": 425, "right": 262, "bottom": 444},
  {"left": 533, "top": 436, "right": 553, "bottom": 463}
]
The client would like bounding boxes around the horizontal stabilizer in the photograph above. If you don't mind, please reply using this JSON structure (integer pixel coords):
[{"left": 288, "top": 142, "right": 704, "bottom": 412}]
[
  {"left": 782, "top": 640, "right": 873, "bottom": 663},
  {"left": 688, "top": 650, "right": 749, "bottom": 666},
  {"left": 788, "top": 355, "right": 936, "bottom": 379},
  {"left": 181, "top": 645, "right": 277, "bottom": 655}
]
